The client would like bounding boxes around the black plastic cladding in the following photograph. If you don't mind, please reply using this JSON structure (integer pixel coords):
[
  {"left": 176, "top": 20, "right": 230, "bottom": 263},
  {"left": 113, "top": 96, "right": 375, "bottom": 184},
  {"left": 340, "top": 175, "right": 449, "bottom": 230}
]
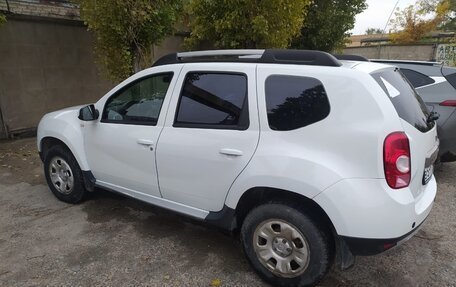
[
  {"left": 333, "top": 54, "right": 369, "bottom": 62},
  {"left": 152, "top": 49, "right": 343, "bottom": 67}
]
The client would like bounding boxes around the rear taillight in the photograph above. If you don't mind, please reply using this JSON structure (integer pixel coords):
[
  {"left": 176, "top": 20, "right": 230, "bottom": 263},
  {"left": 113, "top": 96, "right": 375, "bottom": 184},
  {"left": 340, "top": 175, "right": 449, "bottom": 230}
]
[
  {"left": 384, "top": 132, "right": 411, "bottom": 189},
  {"left": 440, "top": 100, "right": 456, "bottom": 107}
]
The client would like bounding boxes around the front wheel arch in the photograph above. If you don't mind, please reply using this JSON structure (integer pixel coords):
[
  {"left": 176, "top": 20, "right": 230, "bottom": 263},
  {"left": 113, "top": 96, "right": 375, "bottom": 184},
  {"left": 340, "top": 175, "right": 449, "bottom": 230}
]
[{"left": 40, "top": 137, "right": 96, "bottom": 191}]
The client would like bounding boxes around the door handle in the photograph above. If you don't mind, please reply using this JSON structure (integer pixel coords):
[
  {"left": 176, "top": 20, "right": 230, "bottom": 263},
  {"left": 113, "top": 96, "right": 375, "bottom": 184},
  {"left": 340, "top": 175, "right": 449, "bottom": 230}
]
[
  {"left": 219, "top": 148, "right": 243, "bottom": 156},
  {"left": 137, "top": 139, "right": 154, "bottom": 146}
]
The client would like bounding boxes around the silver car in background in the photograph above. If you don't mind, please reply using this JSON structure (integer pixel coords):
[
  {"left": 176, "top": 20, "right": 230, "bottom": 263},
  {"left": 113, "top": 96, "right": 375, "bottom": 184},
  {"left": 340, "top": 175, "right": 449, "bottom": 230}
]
[{"left": 371, "top": 60, "right": 456, "bottom": 162}]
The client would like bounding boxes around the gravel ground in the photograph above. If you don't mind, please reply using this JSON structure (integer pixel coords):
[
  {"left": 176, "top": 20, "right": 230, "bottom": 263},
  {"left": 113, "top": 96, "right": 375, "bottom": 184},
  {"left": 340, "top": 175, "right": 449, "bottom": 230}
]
[{"left": 0, "top": 138, "right": 455, "bottom": 287}]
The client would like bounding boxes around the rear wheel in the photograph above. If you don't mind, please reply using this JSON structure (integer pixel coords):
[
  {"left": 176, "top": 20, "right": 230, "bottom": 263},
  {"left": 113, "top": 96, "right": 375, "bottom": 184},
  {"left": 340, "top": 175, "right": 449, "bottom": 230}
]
[
  {"left": 240, "top": 203, "right": 332, "bottom": 287},
  {"left": 44, "top": 145, "right": 87, "bottom": 203}
]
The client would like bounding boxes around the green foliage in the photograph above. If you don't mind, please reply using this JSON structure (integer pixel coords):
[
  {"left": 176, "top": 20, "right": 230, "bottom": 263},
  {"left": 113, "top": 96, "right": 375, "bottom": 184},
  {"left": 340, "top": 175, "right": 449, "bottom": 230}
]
[
  {"left": 389, "top": 0, "right": 450, "bottom": 44},
  {"left": 184, "top": 0, "right": 311, "bottom": 49},
  {"left": 291, "top": 0, "right": 367, "bottom": 52},
  {"left": 365, "top": 28, "right": 383, "bottom": 35},
  {"left": 441, "top": 0, "right": 456, "bottom": 30},
  {"left": 77, "top": 0, "right": 182, "bottom": 81},
  {"left": 0, "top": 14, "right": 6, "bottom": 26}
]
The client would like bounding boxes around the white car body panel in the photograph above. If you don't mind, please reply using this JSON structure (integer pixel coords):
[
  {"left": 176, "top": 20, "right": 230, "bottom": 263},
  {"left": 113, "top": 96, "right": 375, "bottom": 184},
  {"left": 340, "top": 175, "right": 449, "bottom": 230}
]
[
  {"left": 225, "top": 64, "right": 403, "bottom": 209},
  {"left": 37, "top": 105, "right": 89, "bottom": 170}
]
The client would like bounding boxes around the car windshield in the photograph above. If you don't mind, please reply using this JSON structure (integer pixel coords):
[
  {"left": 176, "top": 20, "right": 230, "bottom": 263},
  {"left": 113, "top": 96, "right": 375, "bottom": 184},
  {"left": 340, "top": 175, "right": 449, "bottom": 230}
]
[{"left": 371, "top": 68, "right": 434, "bottom": 133}]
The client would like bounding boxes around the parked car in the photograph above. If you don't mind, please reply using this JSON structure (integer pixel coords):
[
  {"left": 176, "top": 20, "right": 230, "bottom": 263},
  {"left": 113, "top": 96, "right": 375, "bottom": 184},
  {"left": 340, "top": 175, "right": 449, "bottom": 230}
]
[
  {"left": 37, "top": 50, "right": 439, "bottom": 287},
  {"left": 371, "top": 59, "right": 456, "bottom": 162}
]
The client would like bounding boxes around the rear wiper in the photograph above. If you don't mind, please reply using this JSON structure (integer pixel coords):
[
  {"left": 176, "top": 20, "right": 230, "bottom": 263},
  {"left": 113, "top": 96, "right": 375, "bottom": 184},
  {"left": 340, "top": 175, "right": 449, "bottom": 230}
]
[{"left": 427, "top": 111, "right": 440, "bottom": 123}]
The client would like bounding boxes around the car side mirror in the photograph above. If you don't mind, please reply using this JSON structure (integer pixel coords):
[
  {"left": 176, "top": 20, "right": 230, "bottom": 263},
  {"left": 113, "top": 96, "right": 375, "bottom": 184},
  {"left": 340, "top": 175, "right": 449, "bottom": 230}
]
[{"left": 78, "top": 104, "right": 99, "bottom": 121}]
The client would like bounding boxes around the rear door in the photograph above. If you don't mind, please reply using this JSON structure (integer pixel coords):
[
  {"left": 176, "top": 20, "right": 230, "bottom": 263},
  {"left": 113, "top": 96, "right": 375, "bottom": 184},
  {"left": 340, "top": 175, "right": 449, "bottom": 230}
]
[
  {"left": 156, "top": 63, "right": 259, "bottom": 212},
  {"left": 371, "top": 68, "right": 439, "bottom": 197}
]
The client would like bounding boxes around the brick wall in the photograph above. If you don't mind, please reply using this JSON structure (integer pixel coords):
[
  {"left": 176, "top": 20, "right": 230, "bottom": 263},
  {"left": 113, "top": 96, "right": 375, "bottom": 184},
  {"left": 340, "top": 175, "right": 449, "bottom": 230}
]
[{"left": 0, "top": 0, "right": 80, "bottom": 20}]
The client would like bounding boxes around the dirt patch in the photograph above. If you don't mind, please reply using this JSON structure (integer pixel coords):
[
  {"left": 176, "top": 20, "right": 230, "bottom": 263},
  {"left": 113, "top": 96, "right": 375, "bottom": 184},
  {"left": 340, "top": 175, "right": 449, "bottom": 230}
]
[{"left": 0, "top": 138, "right": 44, "bottom": 185}]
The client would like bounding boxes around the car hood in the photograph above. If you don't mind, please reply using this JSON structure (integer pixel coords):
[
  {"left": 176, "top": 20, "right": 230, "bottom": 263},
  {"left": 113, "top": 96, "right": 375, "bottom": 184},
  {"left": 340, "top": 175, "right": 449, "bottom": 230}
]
[{"left": 42, "top": 105, "right": 86, "bottom": 120}]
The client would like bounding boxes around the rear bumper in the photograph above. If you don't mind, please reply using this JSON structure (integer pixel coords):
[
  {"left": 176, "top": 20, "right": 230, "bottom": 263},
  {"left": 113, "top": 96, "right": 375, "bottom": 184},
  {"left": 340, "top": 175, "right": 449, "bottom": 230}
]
[
  {"left": 340, "top": 217, "right": 426, "bottom": 256},
  {"left": 314, "top": 177, "right": 436, "bottom": 239}
]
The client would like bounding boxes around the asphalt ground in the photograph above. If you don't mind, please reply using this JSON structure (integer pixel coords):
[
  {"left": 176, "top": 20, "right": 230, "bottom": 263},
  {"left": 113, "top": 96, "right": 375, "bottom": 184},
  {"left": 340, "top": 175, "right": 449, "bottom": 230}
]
[{"left": 0, "top": 138, "right": 455, "bottom": 286}]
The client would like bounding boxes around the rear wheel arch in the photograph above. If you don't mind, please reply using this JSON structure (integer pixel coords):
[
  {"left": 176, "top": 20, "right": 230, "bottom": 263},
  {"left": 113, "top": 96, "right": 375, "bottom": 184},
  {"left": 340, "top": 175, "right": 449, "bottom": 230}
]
[{"left": 234, "top": 187, "right": 336, "bottom": 237}]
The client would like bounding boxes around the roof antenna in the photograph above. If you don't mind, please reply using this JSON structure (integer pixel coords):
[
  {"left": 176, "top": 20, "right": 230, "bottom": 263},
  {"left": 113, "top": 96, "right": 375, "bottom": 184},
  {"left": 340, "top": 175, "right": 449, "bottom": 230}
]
[
  {"left": 382, "top": 0, "right": 400, "bottom": 37},
  {"left": 377, "top": 0, "right": 400, "bottom": 58}
]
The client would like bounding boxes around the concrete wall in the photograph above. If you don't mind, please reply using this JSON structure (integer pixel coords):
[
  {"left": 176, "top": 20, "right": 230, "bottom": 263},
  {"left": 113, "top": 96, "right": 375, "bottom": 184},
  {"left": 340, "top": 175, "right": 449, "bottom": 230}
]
[
  {"left": 0, "top": 17, "right": 113, "bottom": 136},
  {"left": 0, "top": 16, "right": 186, "bottom": 138},
  {"left": 343, "top": 44, "right": 438, "bottom": 61}
]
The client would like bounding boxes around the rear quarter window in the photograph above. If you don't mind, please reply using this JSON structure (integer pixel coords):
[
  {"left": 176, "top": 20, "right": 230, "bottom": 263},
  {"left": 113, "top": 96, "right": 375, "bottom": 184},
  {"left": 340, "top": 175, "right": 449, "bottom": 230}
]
[
  {"left": 371, "top": 69, "right": 434, "bottom": 133},
  {"left": 265, "top": 75, "right": 330, "bottom": 131}
]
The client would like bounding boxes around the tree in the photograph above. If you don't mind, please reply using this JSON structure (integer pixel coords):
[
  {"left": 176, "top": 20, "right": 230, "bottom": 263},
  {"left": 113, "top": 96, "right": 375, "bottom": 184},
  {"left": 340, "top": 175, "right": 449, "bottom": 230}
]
[
  {"left": 419, "top": 0, "right": 456, "bottom": 30},
  {"left": 184, "top": 0, "right": 311, "bottom": 49},
  {"left": 77, "top": 0, "right": 182, "bottom": 81},
  {"left": 365, "top": 28, "right": 383, "bottom": 35},
  {"left": 0, "top": 14, "right": 6, "bottom": 26},
  {"left": 389, "top": 0, "right": 451, "bottom": 44},
  {"left": 290, "top": 0, "right": 367, "bottom": 52}
]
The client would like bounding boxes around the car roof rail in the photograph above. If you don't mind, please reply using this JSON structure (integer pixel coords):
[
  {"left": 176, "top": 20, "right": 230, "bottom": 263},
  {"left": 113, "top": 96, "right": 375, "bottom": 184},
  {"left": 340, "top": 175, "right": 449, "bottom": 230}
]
[
  {"left": 370, "top": 59, "right": 442, "bottom": 66},
  {"left": 333, "top": 54, "right": 369, "bottom": 62},
  {"left": 152, "top": 49, "right": 342, "bottom": 67}
]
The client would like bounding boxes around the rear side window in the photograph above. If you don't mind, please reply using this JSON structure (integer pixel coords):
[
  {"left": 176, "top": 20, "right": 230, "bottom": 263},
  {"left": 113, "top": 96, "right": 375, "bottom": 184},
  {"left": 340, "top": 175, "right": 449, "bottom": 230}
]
[
  {"left": 174, "top": 72, "right": 249, "bottom": 130},
  {"left": 400, "top": 68, "right": 435, "bottom": 88},
  {"left": 265, "top": 75, "right": 330, "bottom": 131},
  {"left": 372, "top": 69, "right": 433, "bottom": 133}
]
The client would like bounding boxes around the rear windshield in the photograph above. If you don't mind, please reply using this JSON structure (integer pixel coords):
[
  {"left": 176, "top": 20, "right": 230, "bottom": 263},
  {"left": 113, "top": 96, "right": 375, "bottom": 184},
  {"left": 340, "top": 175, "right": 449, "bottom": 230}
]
[{"left": 371, "top": 68, "right": 434, "bottom": 133}]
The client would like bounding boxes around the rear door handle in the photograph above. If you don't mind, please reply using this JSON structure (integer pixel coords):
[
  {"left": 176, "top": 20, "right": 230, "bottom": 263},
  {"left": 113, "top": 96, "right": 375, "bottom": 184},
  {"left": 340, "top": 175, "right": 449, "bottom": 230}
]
[
  {"left": 219, "top": 148, "right": 243, "bottom": 156},
  {"left": 137, "top": 139, "right": 154, "bottom": 146}
]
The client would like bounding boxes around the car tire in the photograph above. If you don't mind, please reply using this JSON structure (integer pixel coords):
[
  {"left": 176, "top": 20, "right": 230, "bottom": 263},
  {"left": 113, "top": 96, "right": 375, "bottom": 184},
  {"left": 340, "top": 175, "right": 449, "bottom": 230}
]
[
  {"left": 43, "top": 144, "right": 87, "bottom": 203},
  {"left": 240, "top": 203, "right": 332, "bottom": 287}
]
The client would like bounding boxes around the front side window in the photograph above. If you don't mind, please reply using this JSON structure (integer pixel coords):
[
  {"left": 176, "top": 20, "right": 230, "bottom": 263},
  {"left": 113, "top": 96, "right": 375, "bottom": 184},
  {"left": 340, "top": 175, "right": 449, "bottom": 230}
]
[
  {"left": 265, "top": 75, "right": 330, "bottom": 131},
  {"left": 174, "top": 72, "right": 249, "bottom": 129},
  {"left": 102, "top": 73, "right": 173, "bottom": 125}
]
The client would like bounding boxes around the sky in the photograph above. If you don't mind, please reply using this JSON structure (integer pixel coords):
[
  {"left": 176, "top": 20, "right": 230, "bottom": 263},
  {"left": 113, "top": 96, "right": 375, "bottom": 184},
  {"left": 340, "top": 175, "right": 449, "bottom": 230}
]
[{"left": 352, "top": 0, "right": 419, "bottom": 35}]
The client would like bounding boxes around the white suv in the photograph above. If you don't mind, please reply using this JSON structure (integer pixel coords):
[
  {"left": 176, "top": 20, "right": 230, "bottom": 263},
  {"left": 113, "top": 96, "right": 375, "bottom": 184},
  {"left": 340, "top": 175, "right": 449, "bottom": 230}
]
[{"left": 37, "top": 50, "right": 438, "bottom": 287}]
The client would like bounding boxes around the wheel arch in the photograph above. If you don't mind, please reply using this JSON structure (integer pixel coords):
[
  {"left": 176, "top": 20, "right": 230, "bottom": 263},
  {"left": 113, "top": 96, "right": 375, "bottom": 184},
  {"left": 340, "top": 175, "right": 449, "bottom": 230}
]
[
  {"left": 234, "top": 187, "right": 336, "bottom": 235},
  {"left": 40, "top": 136, "right": 96, "bottom": 191},
  {"left": 39, "top": 129, "right": 90, "bottom": 169}
]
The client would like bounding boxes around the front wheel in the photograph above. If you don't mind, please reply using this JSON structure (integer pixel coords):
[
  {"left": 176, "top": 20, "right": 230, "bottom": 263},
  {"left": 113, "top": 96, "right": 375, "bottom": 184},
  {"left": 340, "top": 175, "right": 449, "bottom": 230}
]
[
  {"left": 44, "top": 145, "right": 87, "bottom": 203},
  {"left": 240, "top": 203, "right": 332, "bottom": 287}
]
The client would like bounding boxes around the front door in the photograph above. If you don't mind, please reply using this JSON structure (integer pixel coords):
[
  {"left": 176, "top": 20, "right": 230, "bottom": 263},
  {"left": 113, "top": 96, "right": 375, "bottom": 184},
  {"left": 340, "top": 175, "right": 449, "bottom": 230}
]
[
  {"left": 156, "top": 64, "right": 260, "bottom": 211},
  {"left": 84, "top": 71, "right": 178, "bottom": 197}
]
